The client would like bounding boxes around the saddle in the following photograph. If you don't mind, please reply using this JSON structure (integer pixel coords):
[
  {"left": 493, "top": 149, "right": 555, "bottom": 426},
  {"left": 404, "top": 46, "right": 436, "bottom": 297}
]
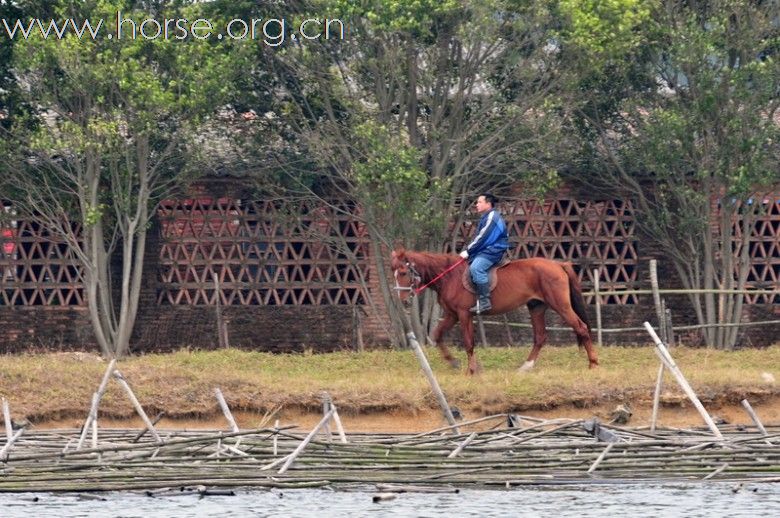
[{"left": 461, "top": 256, "right": 511, "bottom": 294}]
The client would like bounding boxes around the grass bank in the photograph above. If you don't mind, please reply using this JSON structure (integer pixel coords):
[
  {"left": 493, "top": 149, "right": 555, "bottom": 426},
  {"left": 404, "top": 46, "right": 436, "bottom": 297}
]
[{"left": 0, "top": 345, "right": 778, "bottom": 423}]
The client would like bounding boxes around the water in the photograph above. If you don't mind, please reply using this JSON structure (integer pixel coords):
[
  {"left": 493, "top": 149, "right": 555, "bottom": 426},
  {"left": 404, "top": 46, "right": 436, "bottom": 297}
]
[{"left": 2, "top": 483, "right": 779, "bottom": 518}]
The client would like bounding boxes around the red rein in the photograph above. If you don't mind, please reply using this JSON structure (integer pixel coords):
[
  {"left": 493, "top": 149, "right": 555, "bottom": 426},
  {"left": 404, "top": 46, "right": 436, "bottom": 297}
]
[{"left": 414, "top": 257, "right": 466, "bottom": 294}]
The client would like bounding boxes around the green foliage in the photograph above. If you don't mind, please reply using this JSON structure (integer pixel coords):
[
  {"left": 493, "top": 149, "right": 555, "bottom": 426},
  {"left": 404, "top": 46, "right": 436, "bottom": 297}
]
[
  {"left": 3, "top": 0, "right": 240, "bottom": 220},
  {"left": 558, "top": 0, "right": 654, "bottom": 58},
  {"left": 324, "top": 0, "right": 460, "bottom": 34},
  {"left": 619, "top": 0, "right": 779, "bottom": 196},
  {"left": 351, "top": 121, "right": 446, "bottom": 244}
]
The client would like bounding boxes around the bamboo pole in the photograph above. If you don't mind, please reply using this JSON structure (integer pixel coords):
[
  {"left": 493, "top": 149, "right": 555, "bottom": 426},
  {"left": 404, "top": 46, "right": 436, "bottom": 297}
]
[
  {"left": 0, "top": 427, "right": 24, "bottom": 461},
  {"left": 482, "top": 319, "right": 780, "bottom": 333},
  {"left": 740, "top": 399, "right": 768, "bottom": 437},
  {"left": 406, "top": 331, "right": 459, "bottom": 433},
  {"left": 702, "top": 463, "right": 729, "bottom": 480},
  {"left": 2, "top": 397, "right": 11, "bottom": 442},
  {"left": 133, "top": 413, "right": 166, "bottom": 443},
  {"left": 91, "top": 403, "right": 99, "bottom": 450},
  {"left": 649, "top": 260, "right": 666, "bottom": 343},
  {"left": 76, "top": 359, "right": 117, "bottom": 450},
  {"left": 447, "top": 432, "right": 476, "bottom": 458},
  {"left": 649, "top": 263, "right": 667, "bottom": 433},
  {"left": 320, "top": 393, "right": 332, "bottom": 442},
  {"left": 214, "top": 388, "right": 240, "bottom": 433},
  {"left": 650, "top": 366, "right": 664, "bottom": 433},
  {"left": 277, "top": 408, "right": 336, "bottom": 474},
  {"left": 273, "top": 419, "right": 279, "bottom": 455},
  {"left": 593, "top": 269, "right": 603, "bottom": 348},
  {"left": 587, "top": 442, "right": 614, "bottom": 474},
  {"left": 113, "top": 371, "right": 162, "bottom": 443},
  {"left": 644, "top": 322, "right": 723, "bottom": 439},
  {"left": 331, "top": 405, "right": 348, "bottom": 444}
]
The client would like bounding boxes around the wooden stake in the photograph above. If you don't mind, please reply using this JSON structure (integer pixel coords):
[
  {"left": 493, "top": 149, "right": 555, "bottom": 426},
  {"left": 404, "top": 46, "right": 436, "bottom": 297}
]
[
  {"left": 501, "top": 313, "right": 514, "bottom": 345},
  {"left": 593, "top": 269, "right": 603, "bottom": 348},
  {"left": 476, "top": 314, "right": 488, "bottom": 347},
  {"left": 644, "top": 322, "right": 723, "bottom": 439},
  {"left": 665, "top": 307, "right": 675, "bottom": 347},
  {"left": 213, "top": 273, "right": 227, "bottom": 348},
  {"left": 406, "top": 331, "right": 459, "bottom": 433}
]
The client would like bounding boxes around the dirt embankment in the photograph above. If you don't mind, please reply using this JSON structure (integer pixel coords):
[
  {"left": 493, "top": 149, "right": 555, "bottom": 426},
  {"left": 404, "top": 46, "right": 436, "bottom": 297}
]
[
  {"left": 30, "top": 396, "right": 780, "bottom": 433},
  {"left": 3, "top": 348, "right": 778, "bottom": 433}
]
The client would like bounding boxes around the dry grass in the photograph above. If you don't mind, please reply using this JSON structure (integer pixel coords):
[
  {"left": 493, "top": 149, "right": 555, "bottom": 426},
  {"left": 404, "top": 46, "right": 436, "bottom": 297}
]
[{"left": 0, "top": 345, "right": 778, "bottom": 422}]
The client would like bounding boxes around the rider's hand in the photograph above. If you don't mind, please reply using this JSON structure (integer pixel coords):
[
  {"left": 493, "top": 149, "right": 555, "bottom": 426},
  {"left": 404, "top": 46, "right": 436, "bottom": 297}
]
[{"left": 459, "top": 250, "right": 469, "bottom": 259}]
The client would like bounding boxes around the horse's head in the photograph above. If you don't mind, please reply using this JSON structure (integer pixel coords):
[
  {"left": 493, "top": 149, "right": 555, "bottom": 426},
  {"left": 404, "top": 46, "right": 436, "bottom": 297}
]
[{"left": 391, "top": 248, "right": 419, "bottom": 305}]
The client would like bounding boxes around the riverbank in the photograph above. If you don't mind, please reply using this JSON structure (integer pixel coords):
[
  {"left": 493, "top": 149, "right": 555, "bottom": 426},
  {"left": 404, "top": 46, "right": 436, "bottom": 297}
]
[{"left": 1, "top": 345, "right": 778, "bottom": 430}]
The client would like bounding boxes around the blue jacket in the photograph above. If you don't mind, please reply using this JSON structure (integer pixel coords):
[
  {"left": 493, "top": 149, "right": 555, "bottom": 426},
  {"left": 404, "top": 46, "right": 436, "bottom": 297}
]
[{"left": 466, "top": 208, "right": 509, "bottom": 257}]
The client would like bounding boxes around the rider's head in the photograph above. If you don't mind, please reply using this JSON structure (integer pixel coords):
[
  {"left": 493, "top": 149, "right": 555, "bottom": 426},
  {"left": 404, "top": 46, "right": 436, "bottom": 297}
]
[{"left": 475, "top": 193, "right": 497, "bottom": 213}]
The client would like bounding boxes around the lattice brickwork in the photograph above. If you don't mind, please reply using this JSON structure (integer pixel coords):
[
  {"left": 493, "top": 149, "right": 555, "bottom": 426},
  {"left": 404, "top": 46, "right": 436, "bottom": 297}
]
[
  {"left": 156, "top": 198, "right": 370, "bottom": 305},
  {"left": 452, "top": 198, "right": 640, "bottom": 304},
  {"left": 0, "top": 218, "right": 84, "bottom": 306},
  {"left": 735, "top": 196, "right": 780, "bottom": 304}
]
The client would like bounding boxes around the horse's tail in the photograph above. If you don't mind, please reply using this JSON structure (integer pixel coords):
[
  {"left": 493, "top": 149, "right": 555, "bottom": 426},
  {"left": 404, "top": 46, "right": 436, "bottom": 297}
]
[{"left": 562, "top": 263, "right": 590, "bottom": 329}]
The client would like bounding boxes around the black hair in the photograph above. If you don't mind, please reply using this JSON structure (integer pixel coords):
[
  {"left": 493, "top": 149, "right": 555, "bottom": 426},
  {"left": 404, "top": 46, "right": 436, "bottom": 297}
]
[{"left": 480, "top": 193, "right": 498, "bottom": 206}]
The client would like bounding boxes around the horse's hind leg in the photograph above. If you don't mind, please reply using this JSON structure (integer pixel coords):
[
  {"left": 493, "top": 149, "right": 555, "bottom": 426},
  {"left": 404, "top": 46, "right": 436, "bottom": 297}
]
[
  {"left": 520, "top": 301, "right": 547, "bottom": 372},
  {"left": 432, "top": 311, "right": 460, "bottom": 369},
  {"left": 558, "top": 307, "right": 599, "bottom": 369},
  {"left": 457, "top": 310, "right": 480, "bottom": 375}
]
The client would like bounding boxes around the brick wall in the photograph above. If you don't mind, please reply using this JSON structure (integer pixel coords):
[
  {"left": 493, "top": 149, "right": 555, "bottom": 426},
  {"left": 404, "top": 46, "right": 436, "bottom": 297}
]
[
  {"left": 0, "top": 307, "right": 96, "bottom": 353},
  {"left": 1, "top": 181, "right": 777, "bottom": 352}
]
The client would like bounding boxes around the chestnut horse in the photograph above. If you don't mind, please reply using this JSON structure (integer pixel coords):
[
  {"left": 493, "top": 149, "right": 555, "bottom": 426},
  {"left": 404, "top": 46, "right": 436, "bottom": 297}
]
[{"left": 391, "top": 248, "right": 599, "bottom": 374}]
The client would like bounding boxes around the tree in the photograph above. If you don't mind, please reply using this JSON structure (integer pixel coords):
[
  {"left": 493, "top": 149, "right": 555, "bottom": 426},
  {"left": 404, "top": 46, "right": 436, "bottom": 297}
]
[
  {"left": 259, "top": 0, "right": 573, "bottom": 344},
  {"left": 0, "top": 0, "right": 241, "bottom": 357},
  {"left": 565, "top": 0, "right": 780, "bottom": 349}
]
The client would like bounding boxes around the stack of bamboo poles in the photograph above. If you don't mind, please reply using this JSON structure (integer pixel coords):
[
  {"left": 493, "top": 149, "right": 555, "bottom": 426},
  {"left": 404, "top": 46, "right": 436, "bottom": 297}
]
[
  {"left": 0, "top": 323, "right": 777, "bottom": 493},
  {"left": 0, "top": 414, "right": 778, "bottom": 493}
]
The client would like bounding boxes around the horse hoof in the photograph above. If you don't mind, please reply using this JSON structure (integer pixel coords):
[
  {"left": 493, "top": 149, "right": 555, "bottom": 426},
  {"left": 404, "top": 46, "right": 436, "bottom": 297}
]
[
  {"left": 519, "top": 361, "right": 535, "bottom": 372},
  {"left": 589, "top": 361, "right": 599, "bottom": 369},
  {"left": 448, "top": 359, "right": 461, "bottom": 370}
]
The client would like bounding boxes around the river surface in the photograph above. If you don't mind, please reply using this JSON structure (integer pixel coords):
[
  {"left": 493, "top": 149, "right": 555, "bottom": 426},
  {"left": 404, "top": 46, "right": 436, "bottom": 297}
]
[{"left": 1, "top": 483, "right": 779, "bottom": 517}]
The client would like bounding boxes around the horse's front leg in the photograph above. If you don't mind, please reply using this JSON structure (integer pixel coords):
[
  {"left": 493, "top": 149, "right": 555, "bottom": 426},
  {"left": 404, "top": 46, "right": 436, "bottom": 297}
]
[
  {"left": 457, "top": 310, "right": 480, "bottom": 375},
  {"left": 431, "top": 312, "right": 460, "bottom": 369},
  {"left": 520, "top": 302, "right": 548, "bottom": 372}
]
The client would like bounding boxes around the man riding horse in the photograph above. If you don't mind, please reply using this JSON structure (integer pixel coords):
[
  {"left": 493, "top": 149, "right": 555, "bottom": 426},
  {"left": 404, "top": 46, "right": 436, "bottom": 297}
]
[{"left": 459, "top": 193, "right": 509, "bottom": 314}]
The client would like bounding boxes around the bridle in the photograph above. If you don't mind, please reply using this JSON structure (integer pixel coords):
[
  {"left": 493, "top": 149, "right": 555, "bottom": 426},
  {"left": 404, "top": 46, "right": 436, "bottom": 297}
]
[
  {"left": 393, "top": 260, "right": 422, "bottom": 296},
  {"left": 393, "top": 257, "right": 466, "bottom": 297}
]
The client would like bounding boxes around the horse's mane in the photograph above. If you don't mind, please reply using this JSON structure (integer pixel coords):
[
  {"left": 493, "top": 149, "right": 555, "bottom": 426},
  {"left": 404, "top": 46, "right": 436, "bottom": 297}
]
[{"left": 403, "top": 250, "right": 461, "bottom": 282}]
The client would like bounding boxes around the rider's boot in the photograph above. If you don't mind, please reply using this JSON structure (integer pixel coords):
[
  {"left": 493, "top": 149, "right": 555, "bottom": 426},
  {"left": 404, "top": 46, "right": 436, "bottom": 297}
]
[{"left": 469, "top": 282, "right": 492, "bottom": 314}]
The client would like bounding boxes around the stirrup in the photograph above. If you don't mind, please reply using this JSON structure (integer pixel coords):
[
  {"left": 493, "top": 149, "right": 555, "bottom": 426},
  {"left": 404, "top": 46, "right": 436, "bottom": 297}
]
[{"left": 470, "top": 300, "right": 491, "bottom": 314}]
